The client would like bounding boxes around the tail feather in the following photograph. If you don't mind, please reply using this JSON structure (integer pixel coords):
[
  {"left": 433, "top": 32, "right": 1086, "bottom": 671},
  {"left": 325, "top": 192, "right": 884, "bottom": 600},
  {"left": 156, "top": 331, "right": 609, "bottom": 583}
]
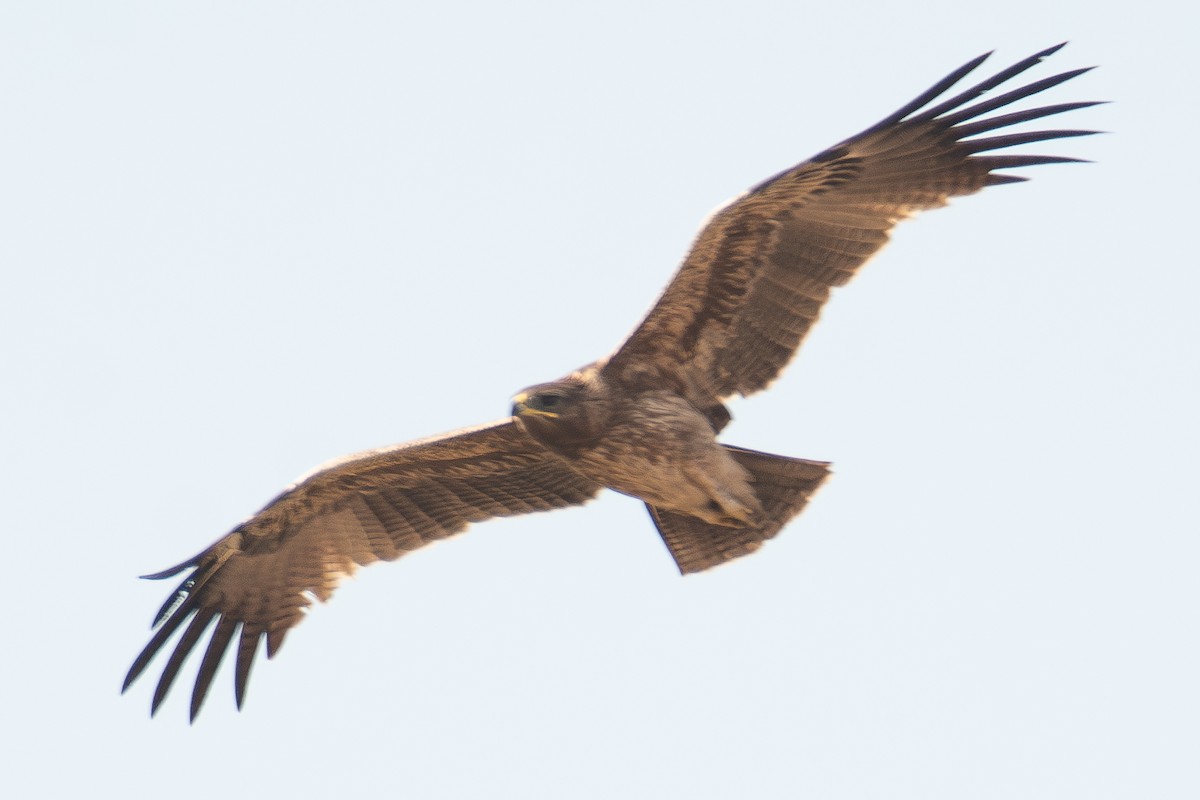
[{"left": 648, "top": 446, "right": 830, "bottom": 574}]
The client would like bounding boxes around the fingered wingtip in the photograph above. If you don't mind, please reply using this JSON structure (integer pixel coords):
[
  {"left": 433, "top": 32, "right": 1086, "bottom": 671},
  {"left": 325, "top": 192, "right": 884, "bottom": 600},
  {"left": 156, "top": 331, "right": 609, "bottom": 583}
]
[
  {"left": 1037, "top": 42, "right": 1070, "bottom": 58},
  {"left": 139, "top": 561, "right": 196, "bottom": 581},
  {"left": 139, "top": 564, "right": 191, "bottom": 581}
]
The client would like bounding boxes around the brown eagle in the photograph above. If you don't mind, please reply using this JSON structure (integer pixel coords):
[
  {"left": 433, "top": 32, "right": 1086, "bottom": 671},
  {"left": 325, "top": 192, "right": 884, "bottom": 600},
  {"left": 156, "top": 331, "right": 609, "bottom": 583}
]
[{"left": 125, "top": 44, "right": 1100, "bottom": 719}]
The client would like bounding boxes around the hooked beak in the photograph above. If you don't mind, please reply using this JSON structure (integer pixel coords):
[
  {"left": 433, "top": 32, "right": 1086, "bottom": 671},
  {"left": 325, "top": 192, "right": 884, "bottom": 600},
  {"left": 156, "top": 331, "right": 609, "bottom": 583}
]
[
  {"left": 510, "top": 392, "right": 529, "bottom": 418},
  {"left": 510, "top": 391, "right": 559, "bottom": 419}
]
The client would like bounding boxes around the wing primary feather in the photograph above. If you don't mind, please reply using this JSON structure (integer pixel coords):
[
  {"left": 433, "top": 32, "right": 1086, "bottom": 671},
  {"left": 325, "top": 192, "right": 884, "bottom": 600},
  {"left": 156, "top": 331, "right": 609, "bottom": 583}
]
[
  {"left": 933, "top": 68, "right": 1096, "bottom": 127},
  {"left": 265, "top": 625, "right": 289, "bottom": 659},
  {"left": 147, "top": 550, "right": 234, "bottom": 628},
  {"left": 122, "top": 590, "right": 201, "bottom": 693},
  {"left": 862, "top": 51, "right": 994, "bottom": 134},
  {"left": 234, "top": 627, "right": 262, "bottom": 709},
  {"left": 150, "top": 572, "right": 198, "bottom": 628},
  {"left": 960, "top": 128, "right": 1099, "bottom": 153},
  {"left": 190, "top": 617, "right": 239, "bottom": 722},
  {"left": 151, "top": 609, "right": 216, "bottom": 717},
  {"left": 138, "top": 555, "right": 200, "bottom": 582},
  {"left": 953, "top": 101, "right": 1106, "bottom": 138},
  {"left": 984, "top": 173, "right": 1031, "bottom": 186},
  {"left": 910, "top": 42, "right": 1073, "bottom": 123},
  {"left": 976, "top": 154, "right": 1091, "bottom": 170}
]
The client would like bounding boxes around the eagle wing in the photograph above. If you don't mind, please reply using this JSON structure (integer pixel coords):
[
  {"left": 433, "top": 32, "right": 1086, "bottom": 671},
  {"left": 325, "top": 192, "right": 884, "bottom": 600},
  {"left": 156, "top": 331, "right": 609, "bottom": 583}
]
[
  {"left": 123, "top": 420, "right": 600, "bottom": 720},
  {"left": 604, "top": 43, "right": 1100, "bottom": 404}
]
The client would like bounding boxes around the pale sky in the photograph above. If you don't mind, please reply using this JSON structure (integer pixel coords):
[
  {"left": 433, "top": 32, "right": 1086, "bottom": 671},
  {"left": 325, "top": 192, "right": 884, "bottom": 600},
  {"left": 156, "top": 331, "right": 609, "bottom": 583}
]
[{"left": 3, "top": 2, "right": 1196, "bottom": 798}]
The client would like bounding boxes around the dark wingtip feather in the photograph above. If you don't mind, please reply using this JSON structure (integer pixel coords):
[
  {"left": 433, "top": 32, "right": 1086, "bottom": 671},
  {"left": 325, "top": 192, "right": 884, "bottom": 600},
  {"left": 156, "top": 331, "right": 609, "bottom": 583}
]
[
  {"left": 139, "top": 554, "right": 201, "bottom": 581},
  {"left": 120, "top": 666, "right": 140, "bottom": 695},
  {"left": 934, "top": 67, "right": 1097, "bottom": 128},
  {"left": 150, "top": 574, "right": 197, "bottom": 629},
  {"left": 150, "top": 609, "right": 216, "bottom": 717},
  {"left": 266, "top": 626, "right": 288, "bottom": 659},
  {"left": 982, "top": 154, "right": 1092, "bottom": 168},
  {"left": 860, "top": 43, "right": 1096, "bottom": 145},
  {"left": 234, "top": 628, "right": 262, "bottom": 710},
  {"left": 980, "top": 152, "right": 1095, "bottom": 186},
  {"left": 961, "top": 128, "right": 1100, "bottom": 154},
  {"left": 123, "top": 590, "right": 200, "bottom": 694},
  {"left": 985, "top": 174, "right": 1031, "bottom": 186},
  {"left": 953, "top": 101, "right": 1106, "bottom": 138},
  {"left": 189, "top": 616, "right": 239, "bottom": 722},
  {"left": 1037, "top": 41, "right": 1069, "bottom": 58},
  {"left": 861, "top": 50, "right": 993, "bottom": 135},
  {"left": 909, "top": 45, "right": 1083, "bottom": 126}
]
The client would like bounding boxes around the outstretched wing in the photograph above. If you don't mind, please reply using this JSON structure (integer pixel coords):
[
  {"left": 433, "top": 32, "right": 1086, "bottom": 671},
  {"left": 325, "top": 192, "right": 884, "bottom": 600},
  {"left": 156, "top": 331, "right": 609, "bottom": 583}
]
[
  {"left": 123, "top": 420, "right": 600, "bottom": 720},
  {"left": 604, "top": 43, "right": 1101, "bottom": 404}
]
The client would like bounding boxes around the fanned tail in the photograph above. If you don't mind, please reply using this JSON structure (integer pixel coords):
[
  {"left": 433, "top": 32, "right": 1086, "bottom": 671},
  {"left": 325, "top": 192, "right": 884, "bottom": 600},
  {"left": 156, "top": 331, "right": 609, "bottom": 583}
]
[{"left": 648, "top": 446, "right": 830, "bottom": 574}]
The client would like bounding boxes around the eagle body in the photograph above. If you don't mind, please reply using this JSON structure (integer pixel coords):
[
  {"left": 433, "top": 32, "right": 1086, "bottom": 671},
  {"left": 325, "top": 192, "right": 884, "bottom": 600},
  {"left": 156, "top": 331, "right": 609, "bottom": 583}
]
[
  {"left": 514, "top": 369, "right": 761, "bottom": 526},
  {"left": 124, "top": 44, "right": 1102, "bottom": 720}
]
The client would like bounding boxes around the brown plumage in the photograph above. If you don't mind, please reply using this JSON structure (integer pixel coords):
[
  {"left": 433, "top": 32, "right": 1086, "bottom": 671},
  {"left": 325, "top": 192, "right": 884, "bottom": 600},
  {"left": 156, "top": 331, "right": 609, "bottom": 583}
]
[{"left": 125, "top": 44, "right": 1100, "bottom": 719}]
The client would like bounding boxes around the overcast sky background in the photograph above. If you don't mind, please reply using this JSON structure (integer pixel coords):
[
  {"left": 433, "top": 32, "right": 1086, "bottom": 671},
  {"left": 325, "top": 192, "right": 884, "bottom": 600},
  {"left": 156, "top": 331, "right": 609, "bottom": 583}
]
[{"left": 2, "top": 2, "right": 1196, "bottom": 798}]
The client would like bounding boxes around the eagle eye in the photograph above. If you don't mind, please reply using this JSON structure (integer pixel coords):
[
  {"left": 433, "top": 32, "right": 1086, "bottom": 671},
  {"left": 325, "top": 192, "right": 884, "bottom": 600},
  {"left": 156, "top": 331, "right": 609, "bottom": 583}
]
[{"left": 539, "top": 394, "right": 561, "bottom": 408}]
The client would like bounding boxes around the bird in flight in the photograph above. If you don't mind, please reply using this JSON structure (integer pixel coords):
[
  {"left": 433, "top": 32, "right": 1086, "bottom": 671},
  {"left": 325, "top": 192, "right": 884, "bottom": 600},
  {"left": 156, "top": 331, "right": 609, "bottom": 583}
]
[{"left": 125, "top": 44, "right": 1100, "bottom": 720}]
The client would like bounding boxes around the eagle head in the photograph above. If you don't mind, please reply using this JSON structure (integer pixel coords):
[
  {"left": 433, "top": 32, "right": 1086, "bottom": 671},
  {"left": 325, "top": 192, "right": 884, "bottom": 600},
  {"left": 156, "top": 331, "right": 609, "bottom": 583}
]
[{"left": 511, "top": 368, "right": 609, "bottom": 454}]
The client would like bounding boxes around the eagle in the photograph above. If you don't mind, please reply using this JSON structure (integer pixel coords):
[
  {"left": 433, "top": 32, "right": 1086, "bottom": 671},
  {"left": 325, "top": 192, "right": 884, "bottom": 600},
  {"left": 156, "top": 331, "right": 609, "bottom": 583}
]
[{"left": 124, "top": 43, "right": 1100, "bottom": 720}]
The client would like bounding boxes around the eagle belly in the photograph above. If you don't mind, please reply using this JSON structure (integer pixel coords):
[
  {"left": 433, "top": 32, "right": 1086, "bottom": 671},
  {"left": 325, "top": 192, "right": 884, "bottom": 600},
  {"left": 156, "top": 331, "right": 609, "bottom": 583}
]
[{"left": 572, "top": 392, "right": 762, "bottom": 526}]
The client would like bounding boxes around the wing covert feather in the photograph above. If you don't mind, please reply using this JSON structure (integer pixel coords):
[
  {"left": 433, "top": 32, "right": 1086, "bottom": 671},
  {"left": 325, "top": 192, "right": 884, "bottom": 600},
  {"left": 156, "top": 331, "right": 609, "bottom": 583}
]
[{"left": 124, "top": 420, "right": 599, "bottom": 720}]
